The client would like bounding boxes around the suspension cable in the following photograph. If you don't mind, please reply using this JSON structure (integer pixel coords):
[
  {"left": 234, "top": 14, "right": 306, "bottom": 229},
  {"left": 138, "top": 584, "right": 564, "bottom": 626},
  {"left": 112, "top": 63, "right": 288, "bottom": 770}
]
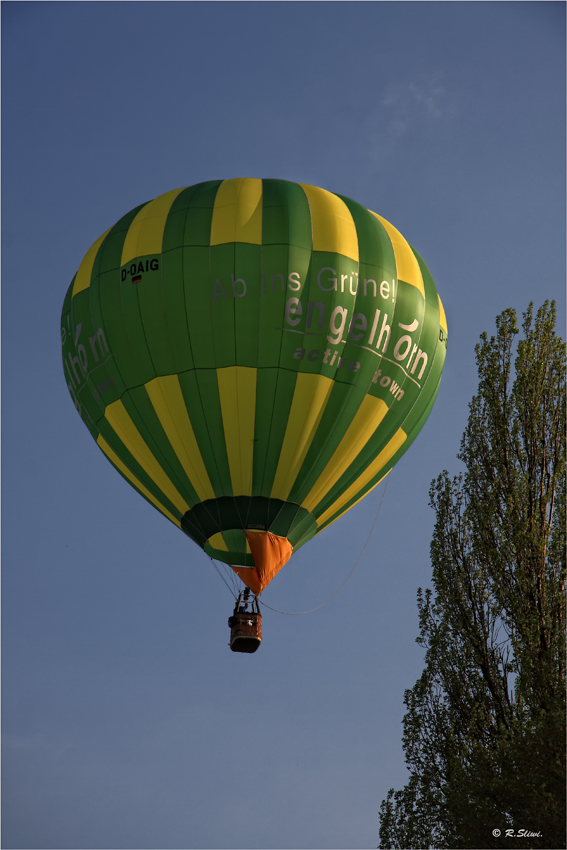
[
  {"left": 208, "top": 556, "right": 238, "bottom": 599},
  {"left": 261, "top": 475, "right": 390, "bottom": 615}
]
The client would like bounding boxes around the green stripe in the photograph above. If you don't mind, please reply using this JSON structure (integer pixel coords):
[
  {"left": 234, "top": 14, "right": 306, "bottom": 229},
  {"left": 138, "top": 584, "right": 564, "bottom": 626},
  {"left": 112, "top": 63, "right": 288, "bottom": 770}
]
[
  {"left": 338, "top": 195, "right": 396, "bottom": 272},
  {"left": 209, "top": 242, "right": 237, "bottom": 367},
  {"left": 204, "top": 542, "right": 255, "bottom": 567},
  {"left": 90, "top": 206, "right": 148, "bottom": 388},
  {"left": 183, "top": 369, "right": 232, "bottom": 498},
  {"left": 67, "top": 288, "right": 119, "bottom": 424},
  {"left": 234, "top": 243, "right": 261, "bottom": 367},
  {"left": 262, "top": 178, "right": 313, "bottom": 249},
  {"left": 136, "top": 256, "right": 176, "bottom": 376},
  {"left": 259, "top": 180, "right": 313, "bottom": 368},
  {"left": 252, "top": 367, "right": 298, "bottom": 496},
  {"left": 409, "top": 246, "right": 445, "bottom": 387},
  {"left": 157, "top": 183, "right": 220, "bottom": 373},
  {"left": 161, "top": 185, "right": 200, "bottom": 250},
  {"left": 257, "top": 243, "right": 294, "bottom": 367},
  {"left": 162, "top": 182, "right": 223, "bottom": 371},
  {"left": 396, "top": 323, "right": 446, "bottom": 438},
  {"left": 158, "top": 247, "right": 194, "bottom": 373},
  {"left": 306, "top": 413, "right": 401, "bottom": 519},
  {"left": 317, "top": 374, "right": 443, "bottom": 533},
  {"left": 250, "top": 180, "right": 315, "bottom": 498},
  {"left": 116, "top": 392, "right": 196, "bottom": 508},
  {"left": 96, "top": 416, "right": 183, "bottom": 521},
  {"left": 287, "top": 381, "right": 365, "bottom": 502},
  {"left": 184, "top": 245, "right": 216, "bottom": 368},
  {"left": 173, "top": 179, "right": 224, "bottom": 248},
  {"left": 126, "top": 386, "right": 203, "bottom": 507}
]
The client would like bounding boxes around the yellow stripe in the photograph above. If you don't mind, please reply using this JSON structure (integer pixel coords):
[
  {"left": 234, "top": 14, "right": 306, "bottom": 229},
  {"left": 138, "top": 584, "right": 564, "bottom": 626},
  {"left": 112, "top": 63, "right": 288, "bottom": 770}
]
[
  {"left": 438, "top": 295, "right": 447, "bottom": 333},
  {"left": 121, "top": 187, "right": 186, "bottom": 266},
  {"left": 271, "top": 373, "right": 334, "bottom": 501},
  {"left": 210, "top": 178, "right": 263, "bottom": 245},
  {"left": 315, "top": 428, "right": 407, "bottom": 527},
  {"left": 300, "top": 184, "right": 358, "bottom": 261},
  {"left": 207, "top": 532, "right": 252, "bottom": 554},
  {"left": 72, "top": 227, "right": 112, "bottom": 296},
  {"left": 217, "top": 366, "right": 257, "bottom": 495},
  {"left": 97, "top": 435, "right": 181, "bottom": 527},
  {"left": 370, "top": 212, "right": 425, "bottom": 298},
  {"left": 320, "top": 472, "right": 389, "bottom": 531},
  {"left": 104, "top": 399, "right": 190, "bottom": 515},
  {"left": 302, "top": 395, "right": 389, "bottom": 512},
  {"left": 145, "top": 375, "right": 215, "bottom": 502},
  {"left": 208, "top": 532, "right": 229, "bottom": 552}
]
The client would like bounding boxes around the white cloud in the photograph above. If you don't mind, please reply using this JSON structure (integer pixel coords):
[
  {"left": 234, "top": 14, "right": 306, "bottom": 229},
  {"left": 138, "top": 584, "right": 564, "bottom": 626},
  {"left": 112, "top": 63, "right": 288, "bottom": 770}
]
[{"left": 381, "top": 74, "right": 451, "bottom": 134}]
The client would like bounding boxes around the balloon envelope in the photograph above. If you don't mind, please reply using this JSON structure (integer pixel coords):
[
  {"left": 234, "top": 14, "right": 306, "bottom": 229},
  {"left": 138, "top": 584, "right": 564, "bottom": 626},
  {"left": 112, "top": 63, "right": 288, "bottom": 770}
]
[{"left": 61, "top": 179, "right": 447, "bottom": 593}]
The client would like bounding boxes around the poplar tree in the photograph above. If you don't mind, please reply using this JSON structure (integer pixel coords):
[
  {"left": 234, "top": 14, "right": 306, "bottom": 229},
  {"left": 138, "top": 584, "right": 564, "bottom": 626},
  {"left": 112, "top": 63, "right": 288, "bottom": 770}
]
[{"left": 379, "top": 302, "right": 565, "bottom": 850}]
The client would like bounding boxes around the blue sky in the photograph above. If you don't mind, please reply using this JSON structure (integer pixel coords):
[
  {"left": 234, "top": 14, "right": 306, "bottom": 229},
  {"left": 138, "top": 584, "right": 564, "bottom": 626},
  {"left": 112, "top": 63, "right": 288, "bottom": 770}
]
[{"left": 2, "top": 3, "right": 565, "bottom": 849}]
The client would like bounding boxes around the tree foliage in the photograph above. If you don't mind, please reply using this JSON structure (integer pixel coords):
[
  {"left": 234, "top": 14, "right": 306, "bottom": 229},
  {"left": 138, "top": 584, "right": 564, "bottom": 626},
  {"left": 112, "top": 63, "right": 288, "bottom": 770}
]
[{"left": 379, "top": 303, "right": 565, "bottom": 850}]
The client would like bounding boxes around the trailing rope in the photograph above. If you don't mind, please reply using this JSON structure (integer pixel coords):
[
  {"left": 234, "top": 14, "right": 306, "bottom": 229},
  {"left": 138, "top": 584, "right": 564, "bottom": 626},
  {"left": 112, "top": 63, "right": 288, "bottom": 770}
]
[{"left": 260, "top": 475, "right": 390, "bottom": 615}]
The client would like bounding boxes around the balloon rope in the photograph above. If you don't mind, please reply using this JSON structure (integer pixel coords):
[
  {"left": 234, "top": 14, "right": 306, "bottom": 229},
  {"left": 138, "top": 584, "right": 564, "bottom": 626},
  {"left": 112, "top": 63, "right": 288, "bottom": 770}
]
[
  {"left": 260, "top": 475, "right": 390, "bottom": 616},
  {"left": 209, "top": 557, "right": 238, "bottom": 599}
]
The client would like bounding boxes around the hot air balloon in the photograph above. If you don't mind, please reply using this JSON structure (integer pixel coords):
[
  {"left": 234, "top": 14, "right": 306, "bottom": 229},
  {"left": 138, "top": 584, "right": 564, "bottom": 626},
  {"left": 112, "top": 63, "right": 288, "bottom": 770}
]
[{"left": 61, "top": 179, "right": 447, "bottom": 652}]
